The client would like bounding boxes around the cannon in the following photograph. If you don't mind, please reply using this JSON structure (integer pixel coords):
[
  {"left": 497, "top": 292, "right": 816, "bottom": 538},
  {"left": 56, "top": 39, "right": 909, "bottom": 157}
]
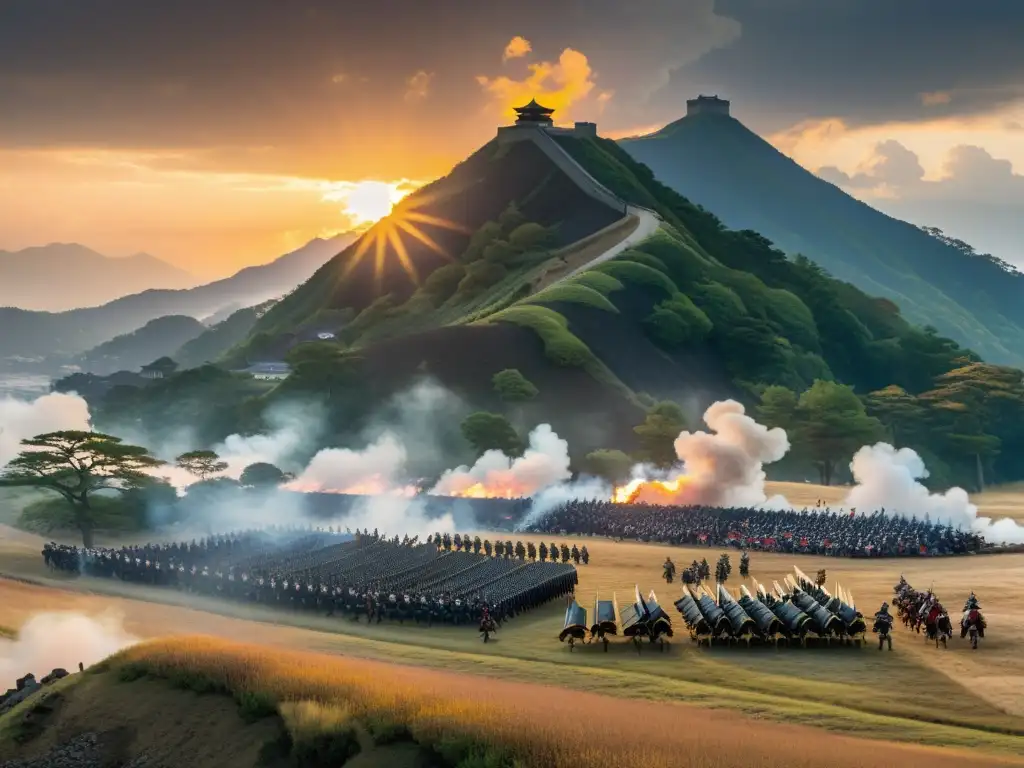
[
  {"left": 793, "top": 567, "right": 866, "bottom": 639},
  {"left": 674, "top": 588, "right": 712, "bottom": 643},
  {"left": 717, "top": 584, "right": 756, "bottom": 644},
  {"left": 693, "top": 585, "right": 731, "bottom": 639},
  {"left": 645, "top": 589, "right": 674, "bottom": 650},
  {"left": 590, "top": 591, "right": 618, "bottom": 651},
  {"left": 738, "top": 584, "right": 783, "bottom": 642},
  {"left": 784, "top": 577, "right": 843, "bottom": 639},
  {"left": 620, "top": 585, "right": 658, "bottom": 653},
  {"left": 760, "top": 582, "right": 812, "bottom": 641},
  {"left": 560, "top": 600, "right": 588, "bottom": 651}
]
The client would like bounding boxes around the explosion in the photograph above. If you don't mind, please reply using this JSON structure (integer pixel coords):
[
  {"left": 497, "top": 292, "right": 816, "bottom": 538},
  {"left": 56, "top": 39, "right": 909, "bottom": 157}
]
[
  {"left": 613, "top": 475, "right": 691, "bottom": 504},
  {"left": 609, "top": 400, "right": 790, "bottom": 508},
  {"left": 431, "top": 424, "right": 571, "bottom": 500}
]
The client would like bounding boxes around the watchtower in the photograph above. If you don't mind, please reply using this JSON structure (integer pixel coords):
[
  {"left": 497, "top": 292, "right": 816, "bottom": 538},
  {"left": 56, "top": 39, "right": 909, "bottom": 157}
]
[{"left": 686, "top": 95, "right": 730, "bottom": 117}]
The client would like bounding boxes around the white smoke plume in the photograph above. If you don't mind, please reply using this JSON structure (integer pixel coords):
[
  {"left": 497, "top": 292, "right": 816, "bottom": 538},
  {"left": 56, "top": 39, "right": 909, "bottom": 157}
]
[
  {"left": 0, "top": 611, "right": 138, "bottom": 683},
  {"left": 0, "top": 393, "right": 92, "bottom": 468},
  {"left": 517, "top": 475, "right": 611, "bottom": 531},
  {"left": 341, "top": 494, "right": 456, "bottom": 540},
  {"left": 621, "top": 400, "right": 791, "bottom": 508},
  {"left": 289, "top": 433, "right": 411, "bottom": 495},
  {"left": 846, "top": 443, "right": 1024, "bottom": 544},
  {"left": 431, "top": 424, "right": 572, "bottom": 499}
]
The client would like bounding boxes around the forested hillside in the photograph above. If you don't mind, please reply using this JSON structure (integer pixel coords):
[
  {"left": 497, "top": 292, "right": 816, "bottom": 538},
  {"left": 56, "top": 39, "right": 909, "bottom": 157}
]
[
  {"left": 620, "top": 113, "right": 1024, "bottom": 366},
  {"left": 87, "top": 132, "right": 1024, "bottom": 490}
]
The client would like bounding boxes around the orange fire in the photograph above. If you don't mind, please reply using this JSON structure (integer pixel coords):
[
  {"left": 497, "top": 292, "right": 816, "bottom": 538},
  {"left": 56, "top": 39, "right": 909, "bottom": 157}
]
[
  {"left": 441, "top": 481, "right": 527, "bottom": 500},
  {"left": 612, "top": 475, "right": 691, "bottom": 505},
  {"left": 284, "top": 477, "right": 418, "bottom": 497}
]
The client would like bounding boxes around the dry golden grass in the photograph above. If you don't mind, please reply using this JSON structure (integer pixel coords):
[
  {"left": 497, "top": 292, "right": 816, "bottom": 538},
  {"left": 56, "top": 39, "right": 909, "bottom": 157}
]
[
  {"left": 107, "top": 635, "right": 1024, "bottom": 768},
  {"left": 4, "top": 486, "right": 1024, "bottom": 759}
]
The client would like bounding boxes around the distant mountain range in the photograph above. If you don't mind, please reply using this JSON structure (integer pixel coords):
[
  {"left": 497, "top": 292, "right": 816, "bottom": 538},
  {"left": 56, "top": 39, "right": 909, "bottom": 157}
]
[
  {"left": 620, "top": 111, "right": 1024, "bottom": 366},
  {"left": 0, "top": 232, "right": 356, "bottom": 364},
  {"left": 0, "top": 243, "right": 197, "bottom": 312}
]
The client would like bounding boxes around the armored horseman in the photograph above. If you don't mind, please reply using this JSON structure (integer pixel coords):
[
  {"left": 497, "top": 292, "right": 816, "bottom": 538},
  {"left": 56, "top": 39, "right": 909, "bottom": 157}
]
[{"left": 960, "top": 592, "right": 986, "bottom": 648}]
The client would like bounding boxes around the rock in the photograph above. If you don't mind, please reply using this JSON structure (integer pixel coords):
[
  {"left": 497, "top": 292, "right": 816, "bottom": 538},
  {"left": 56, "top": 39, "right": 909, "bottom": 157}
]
[
  {"left": 15, "top": 674, "right": 35, "bottom": 692},
  {"left": 41, "top": 669, "right": 69, "bottom": 685},
  {"left": 0, "top": 681, "right": 41, "bottom": 716}
]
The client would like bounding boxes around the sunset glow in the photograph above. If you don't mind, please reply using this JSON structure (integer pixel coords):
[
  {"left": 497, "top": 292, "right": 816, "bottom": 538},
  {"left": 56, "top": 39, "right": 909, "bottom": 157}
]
[{"left": 322, "top": 180, "right": 419, "bottom": 228}]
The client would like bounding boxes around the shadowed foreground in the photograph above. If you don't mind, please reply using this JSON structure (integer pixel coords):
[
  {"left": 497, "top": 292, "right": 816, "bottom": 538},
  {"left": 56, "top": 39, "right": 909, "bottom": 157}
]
[{"left": 3, "top": 636, "right": 1022, "bottom": 768}]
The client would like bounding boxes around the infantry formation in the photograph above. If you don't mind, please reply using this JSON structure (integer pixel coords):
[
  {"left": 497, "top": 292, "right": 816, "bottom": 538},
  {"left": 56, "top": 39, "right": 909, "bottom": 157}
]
[
  {"left": 531, "top": 500, "right": 984, "bottom": 556},
  {"left": 41, "top": 527, "right": 579, "bottom": 634},
  {"left": 892, "top": 576, "right": 988, "bottom": 649}
]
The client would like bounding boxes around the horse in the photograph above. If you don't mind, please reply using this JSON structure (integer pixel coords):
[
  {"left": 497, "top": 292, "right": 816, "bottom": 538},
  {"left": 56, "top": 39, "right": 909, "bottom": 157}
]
[
  {"left": 924, "top": 608, "right": 953, "bottom": 648},
  {"left": 961, "top": 610, "right": 986, "bottom": 650}
]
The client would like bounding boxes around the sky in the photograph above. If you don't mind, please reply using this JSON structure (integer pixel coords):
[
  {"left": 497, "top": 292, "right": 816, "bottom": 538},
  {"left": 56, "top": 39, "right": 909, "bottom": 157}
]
[{"left": 1, "top": 0, "right": 1022, "bottom": 278}]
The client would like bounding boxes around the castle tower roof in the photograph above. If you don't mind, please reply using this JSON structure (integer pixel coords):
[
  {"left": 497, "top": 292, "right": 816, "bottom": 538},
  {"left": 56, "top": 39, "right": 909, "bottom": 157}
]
[{"left": 514, "top": 99, "right": 555, "bottom": 125}]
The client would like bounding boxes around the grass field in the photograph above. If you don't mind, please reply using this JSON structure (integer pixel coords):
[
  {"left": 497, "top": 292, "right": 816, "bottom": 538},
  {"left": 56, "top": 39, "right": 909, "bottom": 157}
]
[{"left": 2, "top": 481, "right": 1024, "bottom": 764}]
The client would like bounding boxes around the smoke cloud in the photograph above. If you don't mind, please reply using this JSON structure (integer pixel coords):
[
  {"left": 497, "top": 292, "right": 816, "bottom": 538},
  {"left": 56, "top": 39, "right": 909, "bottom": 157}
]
[
  {"left": 0, "top": 393, "right": 92, "bottom": 468},
  {"left": 290, "top": 433, "right": 411, "bottom": 495},
  {"left": 0, "top": 611, "right": 138, "bottom": 683},
  {"left": 431, "top": 424, "right": 572, "bottom": 499},
  {"left": 846, "top": 443, "right": 1024, "bottom": 544},
  {"left": 621, "top": 400, "right": 791, "bottom": 508}
]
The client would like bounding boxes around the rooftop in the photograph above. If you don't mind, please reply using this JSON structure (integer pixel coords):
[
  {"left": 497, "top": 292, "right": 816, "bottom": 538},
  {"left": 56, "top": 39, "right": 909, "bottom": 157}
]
[{"left": 514, "top": 99, "right": 555, "bottom": 115}]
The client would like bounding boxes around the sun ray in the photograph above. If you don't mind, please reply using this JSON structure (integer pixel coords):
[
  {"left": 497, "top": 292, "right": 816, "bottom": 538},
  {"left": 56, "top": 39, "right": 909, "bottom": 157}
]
[
  {"left": 386, "top": 224, "right": 419, "bottom": 284},
  {"left": 403, "top": 210, "right": 472, "bottom": 233},
  {"left": 339, "top": 227, "right": 377, "bottom": 281},
  {"left": 373, "top": 230, "right": 388, "bottom": 292},
  {"left": 394, "top": 219, "right": 452, "bottom": 261}
]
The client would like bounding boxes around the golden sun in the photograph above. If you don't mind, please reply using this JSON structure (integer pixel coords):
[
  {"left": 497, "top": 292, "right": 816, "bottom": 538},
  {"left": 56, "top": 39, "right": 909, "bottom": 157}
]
[
  {"left": 341, "top": 188, "right": 470, "bottom": 288},
  {"left": 340, "top": 181, "right": 410, "bottom": 227}
]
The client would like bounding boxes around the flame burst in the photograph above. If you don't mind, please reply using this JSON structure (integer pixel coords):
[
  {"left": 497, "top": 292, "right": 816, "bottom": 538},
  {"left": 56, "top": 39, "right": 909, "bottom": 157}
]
[
  {"left": 439, "top": 479, "right": 531, "bottom": 500},
  {"left": 285, "top": 477, "right": 418, "bottom": 497},
  {"left": 340, "top": 190, "right": 470, "bottom": 290},
  {"left": 613, "top": 475, "right": 692, "bottom": 505}
]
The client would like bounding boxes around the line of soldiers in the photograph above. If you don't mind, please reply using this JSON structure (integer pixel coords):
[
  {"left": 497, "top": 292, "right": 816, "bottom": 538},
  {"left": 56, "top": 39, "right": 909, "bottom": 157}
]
[
  {"left": 527, "top": 499, "right": 983, "bottom": 556},
  {"left": 428, "top": 532, "right": 589, "bottom": 566},
  {"left": 40, "top": 527, "right": 579, "bottom": 631}
]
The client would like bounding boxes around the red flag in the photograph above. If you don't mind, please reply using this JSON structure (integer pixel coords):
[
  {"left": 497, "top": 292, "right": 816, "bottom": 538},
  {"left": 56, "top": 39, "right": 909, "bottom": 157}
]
[
  {"left": 849, "top": 509, "right": 856, "bottom": 518},
  {"left": 783, "top": 532, "right": 793, "bottom": 540},
  {"left": 919, "top": 544, "right": 928, "bottom": 555},
  {"left": 728, "top": 531, "right": 741, "bottom": 540},
  {"left": 799, "top": 537, "right": 809, "bottom": 547},
  {"left": 698, "top": 533, "right": 708, "bottom": 542},
  {"left": 823, "top": 538, "right": 832, "bottom": 548}
]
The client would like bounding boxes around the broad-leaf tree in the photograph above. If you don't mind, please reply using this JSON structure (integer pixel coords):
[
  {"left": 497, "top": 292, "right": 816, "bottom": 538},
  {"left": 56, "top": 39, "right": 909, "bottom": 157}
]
[
  {"left": 0, "top": 431, "right": 164, "bottom": 547},
  {"left": 460, "top": 412, "right": 521, "bottom": 457},
  {"left": 175, "top": 450, "right": 228, "bottom": 482},
  {"left": 634, "top": 401, "right": 686, "bottom": 468},
  {"left": 239, "top": 462, "right": 292, "bottom": 489}
]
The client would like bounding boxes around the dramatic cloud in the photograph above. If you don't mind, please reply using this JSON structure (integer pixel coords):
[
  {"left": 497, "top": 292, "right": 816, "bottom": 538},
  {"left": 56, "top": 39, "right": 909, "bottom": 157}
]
[
  {"left": 503, "top": 36, "right": 532, "bottom": 61},
  {"left": 0, "top": 393, "right": 92, "bottom": 468},
  {"left": 816, "top": 139, "right": 1024, "bottom": 265},
  {"left": 404, "top": 70, "right": 434, "bottom": 103},
  {"left": 477, "top": 47, "right": 597, "bottom": 121}
]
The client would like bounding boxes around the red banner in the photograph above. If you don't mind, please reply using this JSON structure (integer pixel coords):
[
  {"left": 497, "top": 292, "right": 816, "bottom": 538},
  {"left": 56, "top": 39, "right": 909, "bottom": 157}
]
[
  {"left": 823, "top": 538, "right": 832, "bottom": 548},
  {"left": 919, "top": 544, "right": 928, "bottom": 555},
  {"left": 698, "top": 534, "right": 708, "bottom": 542},
  {"left": 727, "top": 531, "right": 741, "bottom": 540},
  {"left": 800, "top": 537, "right": 809, "bottom": 547},
  {"left": 783, "top": 532, "right": 793, "bottom": 539}
]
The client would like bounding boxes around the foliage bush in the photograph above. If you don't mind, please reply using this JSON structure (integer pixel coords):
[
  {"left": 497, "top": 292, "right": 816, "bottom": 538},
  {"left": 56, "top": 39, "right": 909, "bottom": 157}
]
[
  {"left": 567, "top": 271, "right": 624, "bottom": 296},
  {"left": 618, "top": 249, "right": 669, "bottom": 274},
  {"left": 582, "top": 449, "right": 634, "bottom": 485},
  {"left": 462, "top": 221, "right": 503, "bottom": 263},
  {"left": 643, "top": 294, "right": 713, "bottom": 348},
  {"left": 422, "top": 263, "right": 467, "bottom": 304},
  {"left": 633, "top": 229, "right": 710, "bottom": 289},
  {"left": 522, "top": 283, "right": 619, "bottom": 313},
  {"left": 492, "top": 368, "right": 539, "bottom": 402},
  {"left": 456, "top": 260, "right": 509, "bottom": 300},
  {"left": 508, "top": 222, "right": 557, "bottom": 251},
  {"left": 689, "top": 281, "right": 748, "bottom": 326},
  {"left": 596, "top": 260, "right": 678, "bottom": 297},
  {"left": 484, "top": 305, "right": 595, "bottom": 368},
  {"left": 461, "top": 412, "right": 522, "bottom": 457},
  {"left": 482, "top": 240, "right": 518, "bottom": 265}
]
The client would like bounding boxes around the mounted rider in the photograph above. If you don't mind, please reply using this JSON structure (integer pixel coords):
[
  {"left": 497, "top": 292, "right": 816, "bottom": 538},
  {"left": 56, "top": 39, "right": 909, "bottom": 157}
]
[{"left": 961, "top": 592, "right": 986, "bottom": 638}]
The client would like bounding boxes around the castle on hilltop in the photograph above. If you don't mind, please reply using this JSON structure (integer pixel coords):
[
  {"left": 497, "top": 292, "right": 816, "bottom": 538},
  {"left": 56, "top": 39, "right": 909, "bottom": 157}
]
[
  {"left": 496, "top": 99, "right": 598, "bottom": 144},
  {"left": 686, "top": 94, "right": 730, "bottom": 117}
]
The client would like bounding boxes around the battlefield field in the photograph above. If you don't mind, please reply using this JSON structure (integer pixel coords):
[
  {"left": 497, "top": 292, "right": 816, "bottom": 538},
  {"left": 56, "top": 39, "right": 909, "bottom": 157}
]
[{"left": 2, "top": 482, "right": 1024, "bottom": 767}]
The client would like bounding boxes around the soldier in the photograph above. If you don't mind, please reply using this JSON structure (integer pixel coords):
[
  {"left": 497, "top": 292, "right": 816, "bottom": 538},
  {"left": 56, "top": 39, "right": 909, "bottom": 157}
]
[
  {"left": 580, "top": 546, "right": 589, "bottom": 565},
  {"left": 663, "top": 557, "right": 676, "bottom": 584},
  {"left": 873, "top": 602, "right": 894, "bottom": 651}
]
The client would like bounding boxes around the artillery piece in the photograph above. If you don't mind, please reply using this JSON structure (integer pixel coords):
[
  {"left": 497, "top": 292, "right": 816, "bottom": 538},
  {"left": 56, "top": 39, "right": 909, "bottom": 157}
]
[
  {"left": 589, "top": 591, "right": 618, "bottom": 651},
  {"left": 793, "top": 566, "right": 867, "bottom": 641},
  {"left": 759, "top": 581, "right": 813, "bottom": 643},
  {"left": 560, "top": 600, "right": 588, "bottom": 651},
  {"left": 674, "top": 587, "right": 712, "bottom": 645},
  {"left": 738, "top": 584, "right": 784, "bottom": 644},
  {"left": 717, "top": 583, "right": 756, "bottom": 645},
  {"left": 783, "top": 576, "right": 843, "bottom": 641},
  {"left": 693, "top": 585, "right": 731, "bottom": 641}
]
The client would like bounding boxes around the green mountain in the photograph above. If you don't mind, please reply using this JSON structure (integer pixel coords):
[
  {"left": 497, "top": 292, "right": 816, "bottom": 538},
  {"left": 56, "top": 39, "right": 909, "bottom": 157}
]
[
  {"left": 91, "top": 128, "right": 992, "bottom": 481},
  {"left": 77, "top": 315, "right": 206, "bottom": 375},
  {"left": 620, "top": 111, "right": 1024, "bottom": 366}
]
